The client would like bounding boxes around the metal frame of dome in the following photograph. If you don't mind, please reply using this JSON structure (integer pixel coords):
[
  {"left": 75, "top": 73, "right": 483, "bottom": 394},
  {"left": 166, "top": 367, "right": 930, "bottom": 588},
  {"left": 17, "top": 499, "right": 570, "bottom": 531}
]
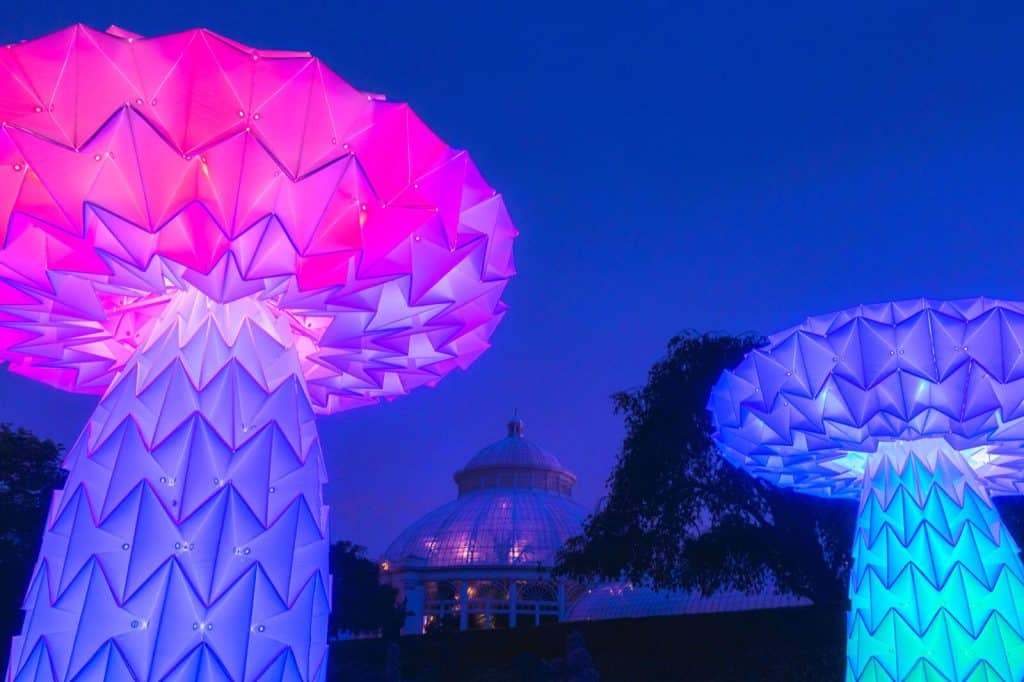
[
  {"left": 382, "top": 418, "right": 588, "bottom": 633},
  {"left": 453, "top": 419, "right": 577, "bottom": 496},
  {"left": 384, "top": 489, "right": 586, "bottom": 568}
]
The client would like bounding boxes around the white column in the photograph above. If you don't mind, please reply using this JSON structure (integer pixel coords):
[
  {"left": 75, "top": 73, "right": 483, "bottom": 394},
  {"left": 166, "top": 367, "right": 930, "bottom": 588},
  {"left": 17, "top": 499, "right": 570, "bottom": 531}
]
[
  {"left": 400, "top": 578, "right": 426, "bottom": 635},
  {"left": 509, "top": 581, "right": 518, "bottom": 629},
  {"left": 459, "top": 582, "right": 469, "bottom": 631}
]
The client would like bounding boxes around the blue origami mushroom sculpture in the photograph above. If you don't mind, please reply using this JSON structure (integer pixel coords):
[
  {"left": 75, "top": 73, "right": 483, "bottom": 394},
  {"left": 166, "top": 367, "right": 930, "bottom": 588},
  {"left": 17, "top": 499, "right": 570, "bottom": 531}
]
[{"left": 708, "top": 298, "right": 1024, "bottom": 681}]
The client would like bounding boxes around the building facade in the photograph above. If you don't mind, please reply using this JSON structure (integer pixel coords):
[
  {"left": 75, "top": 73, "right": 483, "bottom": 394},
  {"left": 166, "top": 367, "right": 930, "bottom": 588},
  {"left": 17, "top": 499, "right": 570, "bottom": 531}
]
[
  {"left": 383, "top": 418, "right": 806, "bottom": 635},
  {"left": 383, "top": 419, "right": 587, "bottom": 633}
]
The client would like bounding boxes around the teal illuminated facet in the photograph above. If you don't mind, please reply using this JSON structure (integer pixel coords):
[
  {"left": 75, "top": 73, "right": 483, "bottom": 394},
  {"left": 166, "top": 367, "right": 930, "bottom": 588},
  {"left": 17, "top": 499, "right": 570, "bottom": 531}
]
[
  {"left": 708, "top": 300, "right": 1024, "bottom": 679},
  {"left": 848, "top": 441, "right": 1024, "bottom": 681}
]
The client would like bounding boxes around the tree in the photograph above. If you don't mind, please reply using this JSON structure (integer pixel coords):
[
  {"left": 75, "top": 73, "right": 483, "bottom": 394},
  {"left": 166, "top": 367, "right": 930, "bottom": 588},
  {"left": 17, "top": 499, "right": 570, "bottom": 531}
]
[
  {"left": 994, "top": 496, "right": 1024, "bottom": 550},
  {"left": 0, "top": 424, "right": 66, "bottom": 668},
  {"left": 329, "top": 541, "right": 407, "bottom": 640},
  {"left": 555, "top": 332, "right": 856, "bottom": 605}
]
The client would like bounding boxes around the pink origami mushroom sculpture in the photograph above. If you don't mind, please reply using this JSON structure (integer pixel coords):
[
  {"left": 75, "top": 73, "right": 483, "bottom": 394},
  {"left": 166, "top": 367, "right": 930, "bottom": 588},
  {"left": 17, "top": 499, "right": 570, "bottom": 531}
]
[{"left": 0, "top": 25, "right": 516, "bottom": 681}]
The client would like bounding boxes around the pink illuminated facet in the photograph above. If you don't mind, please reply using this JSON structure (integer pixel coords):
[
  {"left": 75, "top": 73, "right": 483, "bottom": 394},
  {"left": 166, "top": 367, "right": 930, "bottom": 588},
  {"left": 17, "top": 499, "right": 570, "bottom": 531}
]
[
  {"left": 0, "top": 24, "right": 516, "bottom": 682},
  {"left": 0, "top": 24, "right": 516, "bottom": 414}
]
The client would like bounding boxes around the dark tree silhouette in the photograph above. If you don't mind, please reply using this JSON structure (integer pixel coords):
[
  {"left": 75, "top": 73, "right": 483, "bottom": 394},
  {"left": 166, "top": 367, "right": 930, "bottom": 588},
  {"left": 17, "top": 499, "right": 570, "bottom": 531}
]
[
  {"left": 555, "top": 331, "right": 857, "bottom": 605},
  {"left": 0, "top": 424, "right": 66, "bottom": 670},
  {"left": 329, "top": 541, "right": 406, "bottom": 640},
  {"left": 994, "top": 496, "right": 1024, "bottom": 552}
]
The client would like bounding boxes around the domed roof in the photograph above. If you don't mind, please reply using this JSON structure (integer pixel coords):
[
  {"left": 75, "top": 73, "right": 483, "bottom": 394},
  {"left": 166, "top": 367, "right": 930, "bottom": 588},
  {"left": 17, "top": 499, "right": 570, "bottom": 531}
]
[
  {"left": 460, "top": 419, "right": 568, "bottom": 473},
  {"left": 384, "top": 488, "right": 587, "bottom": 568},
  {"left": 385, "top": 417, "right": 588, "bottom": 569},
  {"left": 454, "top": 418, "right": 576, "bottom": 496}
]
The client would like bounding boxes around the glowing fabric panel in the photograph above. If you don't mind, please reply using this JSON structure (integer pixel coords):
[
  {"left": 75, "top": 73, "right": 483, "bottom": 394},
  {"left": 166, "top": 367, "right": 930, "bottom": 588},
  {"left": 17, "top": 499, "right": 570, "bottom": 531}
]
[
  {"left": 709, "top": 298, "right": 1024, "bottom": 498},
  {"left": 0, "top": 25, "right": 516, "bottom": 415},
  {"left": 0, "top": 24, "right": 516, "bottom": 682},
  {"left": 708, "top": 299, "right": 1024, "bottom": 681},
  {"left": 9, "top": 292, "right": 330, "bottom": 680},
  {"left": 849, "top": 440, "right": 1024, "bottom": 680}
]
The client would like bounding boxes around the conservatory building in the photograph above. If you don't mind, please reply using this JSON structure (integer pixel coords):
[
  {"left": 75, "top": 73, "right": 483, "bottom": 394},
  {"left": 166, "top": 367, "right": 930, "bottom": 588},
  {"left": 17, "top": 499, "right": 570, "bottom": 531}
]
[
  {"left": 382, "top": 418, "right": 806, "bottom": 635},
  {"left": 382, "top": 418, "right": 588, "bottom": 633}
]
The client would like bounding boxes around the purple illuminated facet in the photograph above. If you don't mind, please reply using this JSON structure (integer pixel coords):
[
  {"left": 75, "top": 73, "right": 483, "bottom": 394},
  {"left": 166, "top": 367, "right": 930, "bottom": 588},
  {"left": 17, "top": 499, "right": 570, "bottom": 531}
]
[
  {"left": 709, "top": 298, "right": 1024, "bottom": 680},
  {"left": 14, "top": 293, "right": 331, "bottom": 679},
  {"left": 0, "top": 25, "right": 516, "bottom": 681}
]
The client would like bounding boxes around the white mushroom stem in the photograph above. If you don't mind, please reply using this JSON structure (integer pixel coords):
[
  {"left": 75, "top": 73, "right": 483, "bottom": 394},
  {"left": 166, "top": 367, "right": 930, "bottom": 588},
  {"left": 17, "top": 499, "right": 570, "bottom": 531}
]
[{"left": 847, "top": 438, "right": 1024, "bottom": 680}]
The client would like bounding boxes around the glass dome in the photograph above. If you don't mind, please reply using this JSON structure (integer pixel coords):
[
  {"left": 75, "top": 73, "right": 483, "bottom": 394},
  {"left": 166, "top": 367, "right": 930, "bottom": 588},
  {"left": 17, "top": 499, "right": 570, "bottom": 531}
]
[
  {"left": 453, "top": 418, "right": 577, "bottom": 497},
  {"left": 384, "top": 487, "right": 587, "bottom": 568},
  {"left": 384, "top": 418, "right": 587, "bottom": 568}
]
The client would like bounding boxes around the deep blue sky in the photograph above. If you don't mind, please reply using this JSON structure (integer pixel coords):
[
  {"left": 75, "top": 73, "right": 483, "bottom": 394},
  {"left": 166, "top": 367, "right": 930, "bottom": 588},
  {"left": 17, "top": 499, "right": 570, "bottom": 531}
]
[{"left": 2, "top": 1, "right": 1024, "bottom": 555}]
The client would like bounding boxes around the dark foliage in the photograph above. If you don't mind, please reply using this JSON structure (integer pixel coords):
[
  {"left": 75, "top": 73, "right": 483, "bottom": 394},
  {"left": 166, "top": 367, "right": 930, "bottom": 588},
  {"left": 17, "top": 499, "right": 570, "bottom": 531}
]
[
  {"left": 423, "top": 612, "right": 460, "bottom": 635},
  {"left": 555, "top": 331, "right": 857, "bottom": 604},
  {"left": 329, "top": 541, "right": 407, "bottom": 640},
  {"left": 537, "top": 630, "right": 601, "bottom": 682},
  {"left": 330, "top": 605, "right": 847, "bottom": 681},
  {"left": 0, "top": 424, "right": 66, "bottom": 668},
  {"left": 995, "top": 496, "right": 1024, "bottom": 549}
]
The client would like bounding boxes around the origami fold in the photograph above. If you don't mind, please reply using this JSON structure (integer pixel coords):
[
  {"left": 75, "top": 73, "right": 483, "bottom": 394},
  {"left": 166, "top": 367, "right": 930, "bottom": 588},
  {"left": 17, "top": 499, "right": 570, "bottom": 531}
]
[
  {"left": 709, "top": 299, "right": 1024, "bottom": 681},
  {"left": 0, "top": 25, "right": 516, "bottom": 681}
]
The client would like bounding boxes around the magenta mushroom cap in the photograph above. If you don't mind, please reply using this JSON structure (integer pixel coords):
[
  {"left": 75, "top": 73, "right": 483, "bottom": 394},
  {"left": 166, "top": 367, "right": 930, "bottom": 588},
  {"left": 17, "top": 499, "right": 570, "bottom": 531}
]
[{"left": 0, "top": 25, "right": 517, "bottom": 414}]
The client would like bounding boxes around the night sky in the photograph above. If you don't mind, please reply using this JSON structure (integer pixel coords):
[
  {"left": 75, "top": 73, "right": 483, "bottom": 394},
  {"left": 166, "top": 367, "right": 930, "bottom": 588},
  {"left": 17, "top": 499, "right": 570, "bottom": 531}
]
[{"left": 2, "top": 1, "right": 1024, "bottom": 556}]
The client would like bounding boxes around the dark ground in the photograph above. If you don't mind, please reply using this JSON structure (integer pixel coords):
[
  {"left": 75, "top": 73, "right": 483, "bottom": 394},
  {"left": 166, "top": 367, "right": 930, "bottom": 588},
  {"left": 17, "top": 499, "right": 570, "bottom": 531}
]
[{"left": 330, "top": 605, "right": 847, "bottom": 681}]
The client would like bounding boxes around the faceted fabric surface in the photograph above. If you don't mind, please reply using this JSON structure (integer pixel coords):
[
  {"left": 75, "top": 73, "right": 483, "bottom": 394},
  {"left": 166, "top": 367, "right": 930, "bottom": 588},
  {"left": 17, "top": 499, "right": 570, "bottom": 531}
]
[
  {"left": 709, "top": 298, "right": 1024, "bottom": 498},
  {"left": 707, "top": 299, "right": 1024, "bottom": 682},
  {"left": 9, "top": 292, "right": 331, "bottom": 681},
  {"left": 848, "top": 440, "right": 1024, "bottom": 681},
  {"left": 0, "top": 24, "right": 516, "bottom": 414}
]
